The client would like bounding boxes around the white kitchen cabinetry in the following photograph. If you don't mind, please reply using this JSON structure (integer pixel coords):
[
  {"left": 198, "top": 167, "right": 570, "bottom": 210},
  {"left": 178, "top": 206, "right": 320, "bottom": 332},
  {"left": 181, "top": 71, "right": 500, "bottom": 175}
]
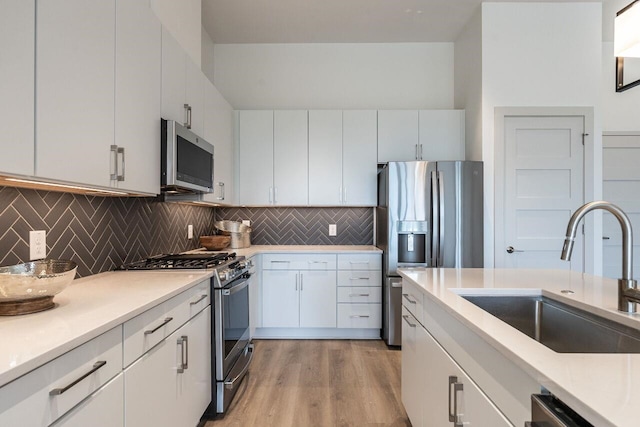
[
  {"left": 401, "top": 307, "right": 513, "bottom": 427},
  {"left": 49, "top": 375, "right": 124, "bottom": 427},
  {"left": 124, "top": 281, "right": 211, "bottom": 427},
  {"left": 421, "top": 317, "right": 513, "bottom": 427},
  {"left": 161, "top": 27, "right": 205, "bottom": 137},
  {"left": 35, "top": 0, "right": 160, "bottom": 194},
  {"left": 342, "top": 110, "right": 378, "bottom": 205},
  {"left": 114, "top": 0, "right": 161, "bottom": 194},
  {"left": 238, "top": 110, "right": 274, "bottom": 205},
  {"left": 377, "top": 110, "right": 419, "bottom": 163},
  {"left": 0, "top": 0, "right": 34, "bottom": 176},
  {"left": 336, "top": 253, "right": 382, "bottom": 329},
  {"left": 0, "top": 326, "right": 123, "bottom": 426},
  {"left": 418, "top": 110, "right": 465, "bottom": 161},
  {"left": 378, "top": 110, "right": 465, "bottom": 163},
  {"left": 308, "top": 110, "right": 377, "bottom": 206},
  {"left": 201, "top": 81, "right": 235, "bottom": 204},
  {"left": 238, "top": 110, "right": 309, "bottom": 205},
  {"left": 274, "top": 110, "right": 309, "bottom": 205},
  {"left": 35, "top": 0, "right": 115, "bottom": 188},
  {"left": 309, "top": 110, "right": 343, "bottom": 205},
  {"left": 262, "top": 254, "right": 337, "bottom": 328}
]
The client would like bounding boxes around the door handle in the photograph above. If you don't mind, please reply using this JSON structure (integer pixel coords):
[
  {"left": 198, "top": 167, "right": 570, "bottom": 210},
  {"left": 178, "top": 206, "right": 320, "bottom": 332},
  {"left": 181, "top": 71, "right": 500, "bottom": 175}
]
[{"left": 506, "top": 246, "right": 524, "bottom": 254}]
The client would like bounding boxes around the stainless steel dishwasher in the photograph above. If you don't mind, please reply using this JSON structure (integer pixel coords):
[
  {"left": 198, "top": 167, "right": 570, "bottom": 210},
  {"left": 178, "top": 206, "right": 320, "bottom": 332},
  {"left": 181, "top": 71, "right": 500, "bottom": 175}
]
[{"left": 525, "top": 394, "right": 593, "bottom": 426}]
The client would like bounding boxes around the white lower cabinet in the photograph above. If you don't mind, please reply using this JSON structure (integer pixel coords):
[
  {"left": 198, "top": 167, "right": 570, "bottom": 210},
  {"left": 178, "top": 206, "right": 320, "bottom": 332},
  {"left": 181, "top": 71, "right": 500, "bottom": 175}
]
[
  {"left": 402, "top": 306, "right": 513, "bottom": 427},
  {"left": 50, "top": 374, "right": 124, "bottom": 427},
  {"left": 262, "top": 269, "right": 337, "bottom": 328},
  {"left": 124, "top": 306, "right": 211, "bottom": 427}
]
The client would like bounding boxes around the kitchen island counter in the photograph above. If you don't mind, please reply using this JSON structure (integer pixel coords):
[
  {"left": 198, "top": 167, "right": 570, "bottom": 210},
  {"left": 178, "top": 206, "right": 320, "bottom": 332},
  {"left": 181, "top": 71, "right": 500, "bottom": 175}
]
[{"left": 398, "top": 268, "right": 640, "bottom": 427}]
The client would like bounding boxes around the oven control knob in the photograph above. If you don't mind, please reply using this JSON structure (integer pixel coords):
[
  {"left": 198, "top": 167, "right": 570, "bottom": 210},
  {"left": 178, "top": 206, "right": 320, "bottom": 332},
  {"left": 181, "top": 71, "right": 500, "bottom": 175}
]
[{"left": 218, "top": 269, "right": 229, "bottom": 281}]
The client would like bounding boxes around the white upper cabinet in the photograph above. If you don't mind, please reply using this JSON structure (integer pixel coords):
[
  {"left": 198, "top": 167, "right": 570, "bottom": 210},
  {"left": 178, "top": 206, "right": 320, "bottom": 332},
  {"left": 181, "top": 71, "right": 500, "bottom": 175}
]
[
  {"left": 308, "top": 110, "right": 343, "bottom": 205},
  {"left": 308, "top": 110, "right": 377, "bottom": 206},
  {"left": 273, "top": 110, "right": 309, "bottom": 205},
  {"left": 378, "top": 110, "right": 465, "bottom": 162},
  {"left": 238, "top": 110, "right": 274, "bottom": 205},
  {"left": 0, "top": 0, "right": 34, "bottom": 176},
  {"left": 161, "top": 28, "right": 205, "bottom": 137},
  {"left": 377, "top": 110, "right": 419, "bottom": 163},
  {"left": 342, "top": 110, "right": 377, "bottom": 205},
  {"left": 201, "top": 81, "right": 235, "bottom": 204},
  {"left": 419, "top": 110, "right": 465, "bottom": 161},
  {"left": 36, "top": 0, "right": 115, "bottom": 188},
  {"left": 115, "top": 0, "right": 161, "bottom": 194}
]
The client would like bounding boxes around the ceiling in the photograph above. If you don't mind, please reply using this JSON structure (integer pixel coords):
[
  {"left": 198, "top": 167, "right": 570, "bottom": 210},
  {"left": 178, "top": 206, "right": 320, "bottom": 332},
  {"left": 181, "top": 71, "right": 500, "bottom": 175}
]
[{"left": 202, "top": 0, "right": 604, "bottom": 44}]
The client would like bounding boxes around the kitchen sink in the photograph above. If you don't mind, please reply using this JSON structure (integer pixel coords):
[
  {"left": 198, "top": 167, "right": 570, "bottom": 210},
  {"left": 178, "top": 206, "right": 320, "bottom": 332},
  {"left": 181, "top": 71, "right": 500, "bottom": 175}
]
[{"left": 462, "top": 294, "right": 640, "bottom": 353}]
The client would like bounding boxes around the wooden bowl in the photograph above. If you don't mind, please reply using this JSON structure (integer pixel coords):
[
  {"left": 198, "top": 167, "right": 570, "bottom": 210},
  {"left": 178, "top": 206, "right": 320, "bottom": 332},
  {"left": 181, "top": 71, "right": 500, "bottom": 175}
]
[{"left": 199, "top": 235, "right": 231, "bottom": 250}]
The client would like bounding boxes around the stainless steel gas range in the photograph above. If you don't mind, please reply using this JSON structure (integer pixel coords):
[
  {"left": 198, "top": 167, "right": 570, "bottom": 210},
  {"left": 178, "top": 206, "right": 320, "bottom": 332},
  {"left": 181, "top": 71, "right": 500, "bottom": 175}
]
[{"left": 117, "top": 251, "right": 253, "bottom": 417}]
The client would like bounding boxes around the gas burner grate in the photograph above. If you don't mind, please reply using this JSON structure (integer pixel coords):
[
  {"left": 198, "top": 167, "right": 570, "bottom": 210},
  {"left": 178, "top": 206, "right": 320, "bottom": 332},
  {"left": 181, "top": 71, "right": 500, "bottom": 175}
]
[{"left": 117, "top": 252, "right": 236, "bottom": 270}]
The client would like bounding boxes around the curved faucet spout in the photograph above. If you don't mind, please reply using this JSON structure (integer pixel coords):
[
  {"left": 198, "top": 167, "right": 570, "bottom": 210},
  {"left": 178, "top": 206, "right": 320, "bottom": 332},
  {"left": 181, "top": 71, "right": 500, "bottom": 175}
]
[{"left": 561, "top": 201, "right": 637, "bottom": 312}]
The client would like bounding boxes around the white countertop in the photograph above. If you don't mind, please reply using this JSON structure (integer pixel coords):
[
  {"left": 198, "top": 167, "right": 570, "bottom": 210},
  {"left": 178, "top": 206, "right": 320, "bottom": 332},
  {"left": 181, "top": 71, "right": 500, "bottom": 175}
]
[
  {"left": 0, "top": 270, "right": 212, "bottom": 388},
  {"left": 216, "top": 244, "right": 381, "bottom": 258},
  {"left": 398, "top": 268, "right": 640, "bottom": 427}
]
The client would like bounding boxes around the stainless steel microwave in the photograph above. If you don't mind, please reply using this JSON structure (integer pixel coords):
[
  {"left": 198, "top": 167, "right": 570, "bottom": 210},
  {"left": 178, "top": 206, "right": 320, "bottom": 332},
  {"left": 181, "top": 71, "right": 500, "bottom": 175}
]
[{"left": 161, "top": 119, "right": 214, "bottom": 193}]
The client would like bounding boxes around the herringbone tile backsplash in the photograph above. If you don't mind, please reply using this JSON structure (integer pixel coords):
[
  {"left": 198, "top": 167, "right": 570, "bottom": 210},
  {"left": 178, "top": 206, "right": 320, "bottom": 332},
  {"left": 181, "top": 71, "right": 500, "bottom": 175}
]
[
  {"left": 216, "top": 207, "right": 374, "bottom": 245},
  {"left": 0, "top": 187, "right": 216, "bottom": 277}
]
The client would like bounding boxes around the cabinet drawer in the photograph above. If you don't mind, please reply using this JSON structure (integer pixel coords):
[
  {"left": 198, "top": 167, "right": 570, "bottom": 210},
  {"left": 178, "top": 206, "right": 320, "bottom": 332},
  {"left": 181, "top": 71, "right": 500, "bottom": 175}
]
[
  {"left": 337, "top": 270, "right": 381, "bottom": 287},
  {"left": 402, "top": 280, "right": 424, "bottom": 324},
  {"left": 337, "top": 253, "right": 381, "bottom": 270},
  {"left": 337, "top": 287, "right": 382, "bottom": 303},
  {"left": 49, "top": 374, "right": 124, "bottom": 427},
  {"left": 263, "top": 253, "right": 336, "bottom": 270},
  {"left": 0, "top": 326, "right": 123, "bottom": 427},
  {"left": 337, "top": 303, "right": 382, "bottom": 328},
  {"left": 123, "top": 280, "right": 210, "bottom": 367}
]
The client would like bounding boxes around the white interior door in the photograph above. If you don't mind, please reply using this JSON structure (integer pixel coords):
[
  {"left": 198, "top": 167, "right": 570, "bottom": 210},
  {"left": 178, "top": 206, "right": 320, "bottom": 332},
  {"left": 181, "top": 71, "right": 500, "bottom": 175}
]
[
  {"left": 602, "top": 134, "right": 640, "bottom": 280},
  {"left": 500, "top": 116, "right": 585, "bottom": 270}
]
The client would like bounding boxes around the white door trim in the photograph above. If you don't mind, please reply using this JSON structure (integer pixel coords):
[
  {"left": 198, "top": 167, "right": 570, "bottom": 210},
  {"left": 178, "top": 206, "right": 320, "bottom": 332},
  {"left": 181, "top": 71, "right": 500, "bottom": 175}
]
[{"left": 494, "top": 107, "right": 598, "bottom": 274}]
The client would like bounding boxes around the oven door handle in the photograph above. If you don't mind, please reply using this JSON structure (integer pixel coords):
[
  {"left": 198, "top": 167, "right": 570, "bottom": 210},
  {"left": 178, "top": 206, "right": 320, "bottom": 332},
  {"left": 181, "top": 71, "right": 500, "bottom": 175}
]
[
  {"left": 224, "top": 343, "right": 254, "bottom": 388},
  {"left": 222, "top": 277, "right": 250, "bottom": 296}
]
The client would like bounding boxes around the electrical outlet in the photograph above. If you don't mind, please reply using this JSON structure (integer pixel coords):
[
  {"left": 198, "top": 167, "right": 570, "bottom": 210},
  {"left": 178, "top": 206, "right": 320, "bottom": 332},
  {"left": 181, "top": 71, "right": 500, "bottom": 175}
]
[
  {"left": 29, "top": 230, "right": 47, "bottom": 260},
  {"left": 329, "top": 224, "right": 337, "bottom": 236},
  {"left": 188, "top": 224, "right": 193, "bottom": 239},
  {"left": 242, "top": 220, "right": 251, "bottom": 227}
]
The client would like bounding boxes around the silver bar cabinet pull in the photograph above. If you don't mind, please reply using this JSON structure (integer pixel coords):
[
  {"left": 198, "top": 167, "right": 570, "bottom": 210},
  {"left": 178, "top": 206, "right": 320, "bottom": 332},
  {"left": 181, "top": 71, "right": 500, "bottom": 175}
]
[
  {"left": 110, "top": 145, "right": 118, "bottom": 180},
  {"left": 177, "top": 336, "right": 188, "bottom": 373},
  {"left": 190, "top": 294, "right": 207, "bottom": 306},
  {"left": 402, "top": 293, "right": 417, "bottom": 304},
  {"left": 50, "top": 361, "right": 107, "bottom": 396},
  {"left": 402, "top": 314, "right": 416, "bottom": 327},
  {"left": 117, "top": 146, "right": 125, "bottom": 181},
  {"left": 184, "top": 104, "right": 192, "bottom": 129},
  {"left": 350, "top": 315, "right": 370, "bottom": 318},
  {"left": 349, "top": 293, "right": 370, "bottom": 297},
  {"left": 448, "top": 376, "right": 464, "bottom": 427},
  {"left": 144, "top": 317, "right": 173, "bottom": 335}
]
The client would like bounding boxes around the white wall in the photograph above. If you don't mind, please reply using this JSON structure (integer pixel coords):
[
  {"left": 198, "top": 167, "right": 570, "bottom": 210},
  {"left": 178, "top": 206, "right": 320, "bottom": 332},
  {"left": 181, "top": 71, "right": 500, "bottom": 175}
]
[
  {"left": 481, "top": 3, "right": 603, "bottom": 271},
  {"left": 151, "top": 0, "right": 201, "bottom": 67},
  {"left": 454, "top": 6, "right": 483, "bottom": 162},
  {"left": 212, "top": 43, "right": 454, "bottom": 109},
  {"left": 202, "top": 26, "right": 215, "bottom": 84}
]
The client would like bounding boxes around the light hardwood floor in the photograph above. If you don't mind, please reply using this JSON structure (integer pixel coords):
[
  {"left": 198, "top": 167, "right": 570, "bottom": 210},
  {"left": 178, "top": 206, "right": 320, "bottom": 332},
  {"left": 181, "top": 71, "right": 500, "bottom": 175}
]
[{"left": 205, "top": 339, "right": 410, "bottom": 427}]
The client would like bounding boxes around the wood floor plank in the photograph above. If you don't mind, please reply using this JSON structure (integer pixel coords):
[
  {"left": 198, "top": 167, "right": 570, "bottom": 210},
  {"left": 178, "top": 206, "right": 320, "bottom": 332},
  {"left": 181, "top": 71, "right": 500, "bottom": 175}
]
[{"left": 205, "top": 339, "right": 409, "bottom": 427}]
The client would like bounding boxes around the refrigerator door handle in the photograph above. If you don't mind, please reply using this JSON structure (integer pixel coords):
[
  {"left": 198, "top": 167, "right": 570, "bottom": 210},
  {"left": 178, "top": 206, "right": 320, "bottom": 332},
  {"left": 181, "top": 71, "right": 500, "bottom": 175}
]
[
  {"left": 431, "top": 170, "right": 440, "bottom": 267},
  {"left": 438, "top": 170, "right": 445, "bottom": 267}
]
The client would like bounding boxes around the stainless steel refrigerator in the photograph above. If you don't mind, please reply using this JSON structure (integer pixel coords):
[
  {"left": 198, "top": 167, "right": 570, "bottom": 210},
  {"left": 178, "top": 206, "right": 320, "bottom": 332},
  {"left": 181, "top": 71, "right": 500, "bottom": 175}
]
[{"left": 377, "top": 161, "right": 483, "bottom": 346}]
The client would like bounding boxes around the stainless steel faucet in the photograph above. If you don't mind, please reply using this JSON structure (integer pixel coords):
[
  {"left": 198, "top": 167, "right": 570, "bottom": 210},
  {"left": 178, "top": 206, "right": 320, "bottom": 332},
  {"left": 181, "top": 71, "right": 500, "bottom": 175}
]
[{"left": 561, "top": 201, "right": 640, "bottom": 313}]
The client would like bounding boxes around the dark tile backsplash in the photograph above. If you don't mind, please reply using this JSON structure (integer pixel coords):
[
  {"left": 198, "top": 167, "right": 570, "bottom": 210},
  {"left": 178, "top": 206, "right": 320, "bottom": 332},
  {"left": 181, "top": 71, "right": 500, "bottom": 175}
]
[
  {"left": 216, "top": 207, "right": 374, "bottom": 246},
  {"left": 0, "top": 187, "right": 216, "bottom": 277},
  {"left": 0, "top": 185, "right": 375, "bottom": 278}
]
